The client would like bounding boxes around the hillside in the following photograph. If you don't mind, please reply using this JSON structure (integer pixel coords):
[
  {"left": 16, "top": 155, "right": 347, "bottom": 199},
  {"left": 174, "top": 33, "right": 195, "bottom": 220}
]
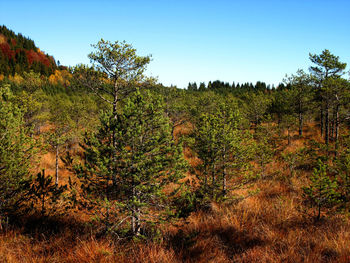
[{"left": 0, "top": 25, "right": 57, "bottom": 77}]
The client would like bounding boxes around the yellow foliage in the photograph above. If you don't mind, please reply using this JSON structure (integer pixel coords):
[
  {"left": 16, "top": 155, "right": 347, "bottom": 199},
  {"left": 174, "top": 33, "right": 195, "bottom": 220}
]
[
  {"left": 60, "top": 69, "right": 72, "bottom": 80},
  {"left": 49, "top": 69, "right": 72, "bottom": 86},
  {"left": 9, "top": 73, "right": 24, "bottom": 85},
  {"left": 37, "top": 49, "right": 45, "bottom": 56},
  {"left": 49, "top": 73, "right": 59, "bottom": 85},
  {"left": 51, "top": 70, "right": 63, "bottom": 85},
  {"left": 0, "top": 74, "right": 4, "bottom": 82},
  {"left": 0, "top": 34, "right": 6, "bottom": 44},
  {"left": 101, "top": 77, "right": 112, "bottom": 85}
]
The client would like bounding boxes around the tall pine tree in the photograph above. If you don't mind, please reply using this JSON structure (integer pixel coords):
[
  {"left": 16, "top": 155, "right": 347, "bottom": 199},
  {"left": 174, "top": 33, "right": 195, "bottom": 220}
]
[
  {"left": 0, "top": 84, "right": 35, "bottom": 216},
  {"left": 73, "top": 90, "right": 187, "bottom": 237}
]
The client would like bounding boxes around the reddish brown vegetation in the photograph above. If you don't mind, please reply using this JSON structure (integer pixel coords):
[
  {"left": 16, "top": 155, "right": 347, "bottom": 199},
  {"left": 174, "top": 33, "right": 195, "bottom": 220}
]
[
  {"left": 1, "top": 123, "right": 350, "bottom": 262},
  {"left": 0, "top": 31, "right": 56, "bottom": 76},
  {"left": 25, "top": 49, "right": 52, "bottom": 67},
  {"left": 0, "top": 41, "right": 53, "bottom": 67},
  {"left": 0, "top": 42, "right": 15, "bottom": 60}
]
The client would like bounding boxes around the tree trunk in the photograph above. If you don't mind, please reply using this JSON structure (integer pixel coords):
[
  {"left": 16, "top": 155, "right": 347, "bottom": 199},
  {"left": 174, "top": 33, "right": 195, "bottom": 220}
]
[
  {"left": 254, "top": 116, "right": 259, "bottom": 132},
  {"left": 131, "top": 211, "right": 135, "bottom": 235},
  {"left": 105, "top": 206, "right": 110, "bottom": 232},
  {"left": 335, "top": 103, "right": 340, "bottom": 156},
  {"left": 222, "top": 152, "right": 227, "bottom": 197},
  {"left": 325, "top": 104, "right": 329, "bottom": 147},
  {"left": 112, "top": 81, "right": 118, "bottom": 194},
  {"left": 55, "top": 145, "right": 59, "bottom": 186},
  {"left": 330, "top": 111, "right": 335, "bottom": 141},
  {"left": 317, "top": 203, "right": 321, "bottom": 221},
  {"left": 299, "top": 111, "right": 303, "bottom": 136},
  {"left": 131, "top": 174, "right": 141, "bottom": 236},
  {"left": 135, "top": 207, "right": 141, "bottom": 236},
  {"left": 131, "top": 185, "right": 136, "bottom": 235},
  {"left": 131, "top": 208, "right": 141, "bottom": 236},
  {"left": 320, "top": 106, "right": 324, "bottom": 137},
  {"left": 204, "top": 170, "right": 207, "bottom": 191},
  {"left": 113, "top": 80, "right": 119, "bottom": 119},
  {"left": 131, "top": 201, "right": 141, "bottom": 236},
  {"left": 287, "top": 127, "right": 291, "bottom": 145},
  {"left": 41, "top": 193, "right": 46, "bottom": 215},
  {"left": 222, "top": 174, "right": 226, "bottom": 197},
  {"left": 212, "top": 164, "right": 216, "bottom": 197}
]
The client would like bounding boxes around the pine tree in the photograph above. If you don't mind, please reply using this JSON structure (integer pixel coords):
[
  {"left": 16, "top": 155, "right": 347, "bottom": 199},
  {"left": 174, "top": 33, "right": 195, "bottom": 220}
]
[
  {"left": 29, "top": 170, "right": 66, "bottom": 216},
  {"left": 73, "top": 90, "right": 187, "bottom": 237},
  {"left": 245, "top": 91, "right": 271, "bottom": 129},
  {"left": 0, "top": 84, "right": 35, "bottom": 216},
  {"left": 198, "top": 82, "right": 206, "bottom": 91},
  {"left": 253, "top": 124, "right": 274, "bottom": 178},
  {"left": 87, "top": 39, "right": 151, "bottom": 118},
  {"left": 303, "top": 160, "right": 339, "bottom": 220},
  {"left": 336, "top": 149, "right": 350, "bottom": 212},
  {"left": 74, "top": 39, "right": 151, "bottom": 192},
  {"left": 193, "top": 99, "right": 251, "bottom": 199},
  {"left": 46, "top": 97, "right": 75, "bottom": 185},
  {"left": 309, "top": 49, "right": 347, "bottom": 145},
  {"left": 283, "top": 69, "right": 313, "bottom": 136}
]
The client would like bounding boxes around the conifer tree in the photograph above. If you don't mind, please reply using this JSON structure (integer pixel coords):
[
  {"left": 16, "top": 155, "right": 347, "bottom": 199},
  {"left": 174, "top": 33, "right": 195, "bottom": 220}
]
[
  {"left": 309, "top": 49, "right": 347, "bottom": 145},
  {"left": 198, "top": 82, "right": 206, "bottom": 91},
  {"left": 193, "top": 100, "right": 251, "bottom": 199},
  {"left": 46, "top": 97, "right": 75, "bottom": 185},
  {"left": 253, "top": 124, "right": 274, "bottom": 177},
  {"left": 303, "top": 160, "right": 339, "bottom": 220},
  {"left": 73, "top": 90, "right": 187, "bottom": 237},
  {"left": 0, "top": 85, "right": 35, "bottom": 215},
  {"left": 87, "top": 39, "right": 151, "bottom": 118},
  {"left": 74, "top": 39, "right": 151, "bottom": 191},
  {"left": 336, "top": 148, "right": 350, "bottom": 211},
  {"left": 245, "top": 91, "right": 271, "bottom": 129},
  {"left": 284, "top": 69, "right": 313, "bottom": 136},
  {"left": 29, "top": 170, "right": 66, "bottom": 216}
]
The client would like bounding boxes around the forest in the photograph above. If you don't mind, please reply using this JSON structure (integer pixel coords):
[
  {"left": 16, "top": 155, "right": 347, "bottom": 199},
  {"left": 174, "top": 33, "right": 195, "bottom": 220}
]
[{"left": 1, "top": 25, "right": 350, "bottom": 262}]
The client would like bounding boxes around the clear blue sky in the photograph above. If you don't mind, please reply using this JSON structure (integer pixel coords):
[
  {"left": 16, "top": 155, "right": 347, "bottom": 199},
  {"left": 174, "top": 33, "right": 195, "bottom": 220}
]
[{"left": 1, "top": 0, "right": 349, "bottom": 88}]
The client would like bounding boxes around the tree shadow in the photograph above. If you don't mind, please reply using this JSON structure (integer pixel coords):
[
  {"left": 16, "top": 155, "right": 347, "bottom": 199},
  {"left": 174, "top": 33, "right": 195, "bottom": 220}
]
[
  {"left": 168, "top": 225, "right": 265, "bottom": 262},
  {"left": 7, "top": 212, "right": 89, "bottom": 241},
  {"left": 215, "top": 225, "right": 264, "bottom": 259}
]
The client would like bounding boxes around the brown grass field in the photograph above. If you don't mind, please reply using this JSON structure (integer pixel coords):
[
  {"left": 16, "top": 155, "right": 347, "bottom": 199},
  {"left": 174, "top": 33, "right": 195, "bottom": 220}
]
[{"left": 0, "top": 122, "right": 349, "bottom": 263}]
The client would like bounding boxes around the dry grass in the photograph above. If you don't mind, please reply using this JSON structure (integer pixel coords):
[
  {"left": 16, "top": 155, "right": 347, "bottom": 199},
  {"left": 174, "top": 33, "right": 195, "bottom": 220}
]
[
  {"left": 163, "top": 177, "right": 350, "bottom": 263},
  {"left": 1, "top": 176, "right": 349, "bottom": 262},
  {"left": 1, "top": 122, "right": 349, "bottom": 262}
]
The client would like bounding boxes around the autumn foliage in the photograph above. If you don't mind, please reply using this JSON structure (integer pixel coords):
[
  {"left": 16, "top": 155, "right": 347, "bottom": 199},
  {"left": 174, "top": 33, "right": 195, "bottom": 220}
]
[{"left": 0, "top": 25, "right": 57, "bottom": 76}]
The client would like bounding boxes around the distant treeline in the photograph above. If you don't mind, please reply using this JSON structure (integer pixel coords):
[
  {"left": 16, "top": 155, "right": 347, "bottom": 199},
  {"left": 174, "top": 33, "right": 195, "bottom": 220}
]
[{"left": 187, "top": 80, "right": 290, "bottom": 93}]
